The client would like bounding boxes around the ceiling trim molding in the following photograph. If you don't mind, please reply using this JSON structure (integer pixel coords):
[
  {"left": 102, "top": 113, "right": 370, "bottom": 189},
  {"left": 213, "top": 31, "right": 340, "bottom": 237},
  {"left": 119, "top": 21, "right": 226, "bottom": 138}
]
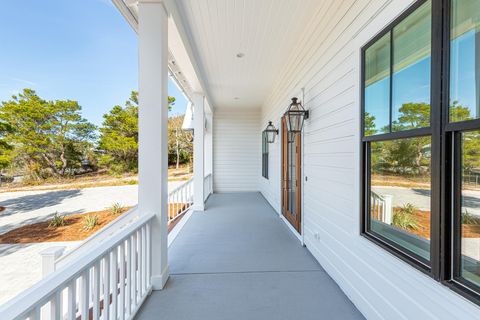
[
  {"left": 111, "top": 0, "right": 138, "bottom": 32},
  {"left": 164, "top": 0, "right": 215, "bottom": 111},
  {"left": 111, "top": 0, "right": 203, "bottom": 108}
]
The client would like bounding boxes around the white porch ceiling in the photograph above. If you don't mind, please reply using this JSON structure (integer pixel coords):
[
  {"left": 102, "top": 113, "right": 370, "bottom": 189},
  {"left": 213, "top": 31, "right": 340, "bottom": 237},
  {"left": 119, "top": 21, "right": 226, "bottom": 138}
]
[{"left": 174, "top": 0, "right": 323, "bottom": 109}]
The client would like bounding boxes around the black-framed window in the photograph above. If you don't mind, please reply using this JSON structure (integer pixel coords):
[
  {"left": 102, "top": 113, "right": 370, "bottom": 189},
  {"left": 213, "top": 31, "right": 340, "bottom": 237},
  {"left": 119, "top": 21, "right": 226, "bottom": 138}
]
[
  {"left": 262, "top": 131, "right": 269, "bottom": 179},
  {"left": 362, "top": 0, "right": 434, "bottom": 267},
  {"left": 446, "top": 0, "right": 480, "bottom": 300},
  {"left": 361, "top": 0, "right": 480, "bottom": 305}
]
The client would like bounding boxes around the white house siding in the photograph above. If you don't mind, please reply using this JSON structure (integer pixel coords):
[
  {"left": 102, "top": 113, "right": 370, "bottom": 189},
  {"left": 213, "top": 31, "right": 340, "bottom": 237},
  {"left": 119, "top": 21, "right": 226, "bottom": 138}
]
[
  {"left": 213, "top": 108, "right": 260, "bottom": 192},
  {"left": 259, "top": 0, "right": 480, "bottom": 319}
]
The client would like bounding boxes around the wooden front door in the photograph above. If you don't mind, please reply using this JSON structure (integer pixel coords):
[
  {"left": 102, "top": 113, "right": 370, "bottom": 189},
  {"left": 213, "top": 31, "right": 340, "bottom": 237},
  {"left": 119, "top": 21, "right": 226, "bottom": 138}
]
[{"left": 281, "top": 116, "right": 301, "bottom": 232}]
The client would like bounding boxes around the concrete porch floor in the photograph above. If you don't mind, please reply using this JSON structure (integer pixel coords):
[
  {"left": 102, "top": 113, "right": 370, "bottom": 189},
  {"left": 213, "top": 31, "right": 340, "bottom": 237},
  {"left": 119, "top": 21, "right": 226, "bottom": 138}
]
[{"left": 136, "top": 193, "right": 364, "bottom": 320}]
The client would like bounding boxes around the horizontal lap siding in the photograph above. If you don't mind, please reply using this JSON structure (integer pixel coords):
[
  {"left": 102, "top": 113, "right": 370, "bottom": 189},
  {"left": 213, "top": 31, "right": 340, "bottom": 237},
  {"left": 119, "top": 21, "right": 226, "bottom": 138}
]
[
  {"left": 213, "top": 109, "right": 260, "bottom": 192},
  {"left": 259, "top": 0, "right": 480, "bottom": 319}
]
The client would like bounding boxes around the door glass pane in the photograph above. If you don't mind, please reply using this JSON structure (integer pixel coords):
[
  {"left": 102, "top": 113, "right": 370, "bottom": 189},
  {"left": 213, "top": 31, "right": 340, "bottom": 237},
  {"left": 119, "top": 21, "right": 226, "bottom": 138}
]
[
  {"left": 369, "top": 136, "right": 432, "bottom": 261},
  {"left": 460, "top": 131, "right": 480, "bottom": 287},
  {"left": 364, "top": 33, "right": 391, "bottom": 136},
  {"left": 449, "top": 0, "right": 480, "bottom": 122},
  {"left": 288, "top": 133, "right": 296, "bottom": 216},
  {"left": 392, "top": 1, "right": 431, "bottom": 131}
]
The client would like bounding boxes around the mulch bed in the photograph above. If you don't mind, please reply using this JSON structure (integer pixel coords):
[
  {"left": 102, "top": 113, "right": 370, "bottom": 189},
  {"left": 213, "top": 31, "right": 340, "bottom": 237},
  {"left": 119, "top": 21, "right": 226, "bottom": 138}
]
[
  {"left": 0, "top": 203, "right": 188, "bottom": 244},
  {"left": 400, "top": 210, "right": 480, "bottom": 239}
]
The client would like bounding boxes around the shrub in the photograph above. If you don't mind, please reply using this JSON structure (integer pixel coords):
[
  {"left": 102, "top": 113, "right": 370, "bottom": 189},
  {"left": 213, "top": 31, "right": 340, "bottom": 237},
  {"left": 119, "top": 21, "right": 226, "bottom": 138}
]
[
  {"left": 82, "top": 215, "right": 99, "bottom": 231},
  {"left": 49, "top": 212, "right": 65, "bottom": 228},
  {"left": 462, "top": 210, "right": 480, "bottom": 225},
  {"left": 109, "top": 202, "right": 125, "bottom": 215},
  {"left": 392, "top": 203, "right": 419, "bottom": 230}
]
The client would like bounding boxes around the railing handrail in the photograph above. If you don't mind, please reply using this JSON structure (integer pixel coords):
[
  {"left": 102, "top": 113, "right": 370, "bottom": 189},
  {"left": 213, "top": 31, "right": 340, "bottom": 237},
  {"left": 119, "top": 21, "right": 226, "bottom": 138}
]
[
  {"left": 0, "top": 212, "right": 155, "bottom": 320},
  {"left": 55, "top": 206, "right": 140, "bottom": 267},
  {"left": 168, "top": 178, "right": 193, "bottom": 195}
]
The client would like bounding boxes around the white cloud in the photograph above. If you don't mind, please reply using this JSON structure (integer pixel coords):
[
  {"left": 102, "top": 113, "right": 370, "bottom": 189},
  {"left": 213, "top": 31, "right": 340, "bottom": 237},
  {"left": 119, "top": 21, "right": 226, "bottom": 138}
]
[{"left": 11, "top": 78, "right": 37, "bottom": 87}]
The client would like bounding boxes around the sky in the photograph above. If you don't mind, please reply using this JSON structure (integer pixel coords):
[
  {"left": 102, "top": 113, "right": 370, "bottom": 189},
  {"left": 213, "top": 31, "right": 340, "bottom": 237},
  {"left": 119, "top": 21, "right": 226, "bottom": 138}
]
[
  {"left": 0, "top": 0, "right": 189, "bottom": 126},
  {"left": 365, "top": 30, "right": 478, "bottom": 133}
]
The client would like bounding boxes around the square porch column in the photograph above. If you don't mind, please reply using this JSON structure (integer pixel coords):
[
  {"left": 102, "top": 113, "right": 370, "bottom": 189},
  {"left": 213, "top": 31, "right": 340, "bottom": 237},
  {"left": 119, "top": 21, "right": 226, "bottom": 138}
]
[
  {"left": 192, "top": 92, "right": 205, "bottom": 211},
  {"left": 138, "top": 0, "right": 169, "bottom": 290}
]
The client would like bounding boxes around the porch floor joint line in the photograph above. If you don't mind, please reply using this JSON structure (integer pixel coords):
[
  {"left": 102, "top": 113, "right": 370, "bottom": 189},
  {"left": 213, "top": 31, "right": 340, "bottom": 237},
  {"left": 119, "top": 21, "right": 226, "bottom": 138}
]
[{"left": 170, "top": 269, "right": 324, "bottom": 276}]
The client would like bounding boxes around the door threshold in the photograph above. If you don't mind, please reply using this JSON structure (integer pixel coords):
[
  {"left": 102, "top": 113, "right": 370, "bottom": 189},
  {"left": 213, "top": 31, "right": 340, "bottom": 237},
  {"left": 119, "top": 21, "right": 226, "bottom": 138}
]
[{"left": 279, "top": 214, "right": 302, "bottom": 244}]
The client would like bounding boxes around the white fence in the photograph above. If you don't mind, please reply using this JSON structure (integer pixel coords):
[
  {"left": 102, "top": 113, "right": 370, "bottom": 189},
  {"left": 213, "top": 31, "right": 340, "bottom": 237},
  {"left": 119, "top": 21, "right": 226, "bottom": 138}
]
[
  {"left": 371, "top": 191, "right": 393, "bottom": 224},
  {"left": 0, "top": 213, "right": 154, "bottom": 320},
  {"left": 168, "top": 178, "right": 193, "bottom": 222}
]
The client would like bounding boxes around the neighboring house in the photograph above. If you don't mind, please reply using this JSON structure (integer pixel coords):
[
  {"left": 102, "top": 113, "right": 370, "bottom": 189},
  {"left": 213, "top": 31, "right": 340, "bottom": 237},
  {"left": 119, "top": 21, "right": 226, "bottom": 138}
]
[{"left": 2, "top": 0, "right": 480, "bottom": 319}]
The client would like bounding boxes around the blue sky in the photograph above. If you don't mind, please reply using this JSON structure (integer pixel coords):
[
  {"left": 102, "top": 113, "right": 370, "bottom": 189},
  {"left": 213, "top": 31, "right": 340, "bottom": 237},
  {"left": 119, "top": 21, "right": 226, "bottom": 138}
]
[
  {"left": 0, "top": 0, "right": 188, "bottom": 126},
  {"left": 365, "top": 30, "right": 478, "bottom": 133}
]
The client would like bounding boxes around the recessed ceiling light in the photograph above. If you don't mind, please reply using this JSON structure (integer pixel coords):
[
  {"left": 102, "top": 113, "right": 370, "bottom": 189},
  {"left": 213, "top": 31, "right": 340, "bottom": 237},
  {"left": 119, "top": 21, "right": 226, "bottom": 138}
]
[{"left": 236, "top": 53, "right": 245, "bottom": 58}]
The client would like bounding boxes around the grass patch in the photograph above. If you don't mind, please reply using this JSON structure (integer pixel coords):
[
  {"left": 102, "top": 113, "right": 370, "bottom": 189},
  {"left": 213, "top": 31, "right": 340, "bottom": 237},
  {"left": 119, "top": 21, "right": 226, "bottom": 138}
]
[
  {"left": 109, "top": 202, "right": 125, "bottom": 215},
  {"left": 48, "top": 212, "right": 65, "bottom": 228},
  {"left": 392, "top": 203, "right": 419, "bottom": 230},
  {"left": 462, "top": 210, "right": 480, "bottom": 225},
  {"left": 82, "top": 215, "right": 99, "bottom": 231}
]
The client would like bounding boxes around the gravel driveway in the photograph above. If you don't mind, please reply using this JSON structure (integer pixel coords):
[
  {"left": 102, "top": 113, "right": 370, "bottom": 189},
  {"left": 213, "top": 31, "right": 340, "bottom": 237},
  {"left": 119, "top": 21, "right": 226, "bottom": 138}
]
[{"left": 0, "top": 181, "right": 185, "bottom": 234}]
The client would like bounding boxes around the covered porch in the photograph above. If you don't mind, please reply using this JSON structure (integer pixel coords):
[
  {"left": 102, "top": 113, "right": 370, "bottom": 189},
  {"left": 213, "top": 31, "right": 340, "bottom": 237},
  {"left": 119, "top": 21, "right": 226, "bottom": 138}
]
[{"left": 137, "top": 193, "right": 363, "bottom": 320}]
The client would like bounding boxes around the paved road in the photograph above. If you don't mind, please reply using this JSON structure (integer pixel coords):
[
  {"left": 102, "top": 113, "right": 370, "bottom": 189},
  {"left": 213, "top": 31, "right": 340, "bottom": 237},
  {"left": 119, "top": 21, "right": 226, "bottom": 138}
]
[
  {"left": 373, "top": 186, "right": 480, "bottom": 215},
  {"left": 0, "top": 181, "right": 185, "bottom": 234}
]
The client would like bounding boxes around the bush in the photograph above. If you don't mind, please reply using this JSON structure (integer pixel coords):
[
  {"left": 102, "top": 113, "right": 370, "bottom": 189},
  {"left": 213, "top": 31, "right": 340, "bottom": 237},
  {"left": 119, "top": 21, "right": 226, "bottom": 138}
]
[
  {"left": 48, "top": 212, "right": 65, "bottom": 228},
  {"left": 392, "top": 203, "right": 419, "bottom": 230},
  {"left": 462, "top": 210, "right": 480, "bottom": 225},
  {"left": 82, "top": 215, "right": 99, "bottom": 231},
  {"left": 109, "top": 202, "right": 125, "bottom": 215}
]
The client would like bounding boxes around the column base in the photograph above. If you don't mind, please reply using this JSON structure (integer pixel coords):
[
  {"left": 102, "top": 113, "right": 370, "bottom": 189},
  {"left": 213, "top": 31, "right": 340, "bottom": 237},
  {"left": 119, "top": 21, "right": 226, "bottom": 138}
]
[
  {"left": 151, "top": 266, "right": 170, "bottom": 290},
  {"left": 191, "top": 204, "right": 205, "bottom": 211}
]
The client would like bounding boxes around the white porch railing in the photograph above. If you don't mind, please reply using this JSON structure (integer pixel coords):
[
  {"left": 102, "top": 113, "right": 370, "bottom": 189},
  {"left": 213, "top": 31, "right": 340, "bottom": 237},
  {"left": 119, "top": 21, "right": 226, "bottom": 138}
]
[
  {"left": 204, "top": 173, "right": 213, "bottom": 201},
  {"left": 0, "top": 213, "right": 154, "bottom": 320},
  {"left": 371, "top": 191, "right": 393, "bottom": 224},
  {"left": 168, "top": 178, "right": 193, "bottom": 223}
]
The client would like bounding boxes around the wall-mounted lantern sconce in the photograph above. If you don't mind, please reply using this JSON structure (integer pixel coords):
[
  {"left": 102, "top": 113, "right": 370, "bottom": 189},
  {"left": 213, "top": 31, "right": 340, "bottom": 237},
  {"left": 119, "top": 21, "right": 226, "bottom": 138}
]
[
  {"left": 265, "top": 121, "right": 279, "bottom": 143},
  {"left": 285, "top": 97, "right": 309, "bottom": 133}
]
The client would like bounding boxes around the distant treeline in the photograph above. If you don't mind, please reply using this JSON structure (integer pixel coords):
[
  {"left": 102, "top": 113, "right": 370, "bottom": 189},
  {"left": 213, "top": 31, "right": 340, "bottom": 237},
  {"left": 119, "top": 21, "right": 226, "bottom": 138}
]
[{"left": 0, "top": 89, "right": 192, "bottom": 181}]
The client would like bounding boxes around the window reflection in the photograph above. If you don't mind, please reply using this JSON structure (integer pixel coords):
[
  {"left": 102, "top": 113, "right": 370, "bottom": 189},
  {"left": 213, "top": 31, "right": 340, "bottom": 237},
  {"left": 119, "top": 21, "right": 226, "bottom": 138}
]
[
  {"left": 460, "top": 131, "right": 480, "bottom": 287},
  {"left": 369, "top": 136, "right": 431, "bottom": 261},
  {"left": 364, "top": 33, "right": 390, "bottom": 136},
  {"left": 392, "top": 1, "right": 431, "bottom": 131},
  {"left": 450, "top": 0, "right": 480, "bottom": 122}
]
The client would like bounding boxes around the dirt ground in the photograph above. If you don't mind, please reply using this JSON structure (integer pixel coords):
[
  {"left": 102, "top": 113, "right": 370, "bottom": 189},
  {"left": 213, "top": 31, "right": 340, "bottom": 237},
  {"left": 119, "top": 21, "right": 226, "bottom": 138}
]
[{"left": 0, "top": 202, "right": 187, "bottom": 243}]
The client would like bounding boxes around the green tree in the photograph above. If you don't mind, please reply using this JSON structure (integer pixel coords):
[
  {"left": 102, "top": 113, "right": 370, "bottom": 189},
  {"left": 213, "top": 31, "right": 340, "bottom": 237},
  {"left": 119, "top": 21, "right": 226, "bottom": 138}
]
[
  {"left": 168, "top": 115, "right": 193, "bottom": 169},
  {"left": 0, "top": 89, "right": 96, "bottom": 178},
  {"left": 396, "top": 102, "right": 430, "bottom": 130},
  {"left": 364, "top": 112, "right": 377, "bottom": 136},
  {"left": 98, "top": 91, "right": 175, "bottom": 173}
]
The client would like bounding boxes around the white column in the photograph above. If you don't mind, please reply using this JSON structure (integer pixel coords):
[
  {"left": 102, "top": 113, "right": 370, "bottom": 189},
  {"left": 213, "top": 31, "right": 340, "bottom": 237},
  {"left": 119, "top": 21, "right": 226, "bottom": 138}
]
[
  {"left": 192, "top": 92, "right": 205, "bottom": 211},
  {"left": 138, "top": 0, "right": 169, "bottom": 290},
  {"left": 205, "top": 111, "right": 213, "bottom": 176}
]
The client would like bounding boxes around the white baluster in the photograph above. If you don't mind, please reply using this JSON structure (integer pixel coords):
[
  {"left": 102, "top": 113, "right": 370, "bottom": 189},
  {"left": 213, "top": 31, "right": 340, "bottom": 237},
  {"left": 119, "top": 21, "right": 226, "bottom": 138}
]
[
  {"left": 119, "top": 242, "right": 126, "bottom": 320},
  {"left": 131, "top": 233, "right": 137, "bottom": 306},
  {"left": 103, "top": 253, "right": 110, "bottom": 320},
  {"left": 111, "top": 248, "right": 118, "bottom": 320},
  {"left": 146, "top": 223, "right": 151, "bottom": 287},
  {"left": 67, "top": 279, "right": 77, "bottom": 320},
  {"left": 126, "top": 237, "right": 132, "bottom": 316},
  {"left": 141, "top": 226, "right": 146, "bottom": 294},
  {"left": 81, "top": 270, "right": 90, "bottom": 320},
  {"left": 92, "top": 261, "right": 101, "bottom": 320},
  {"left": 29, "top": 306, "right": 40, "bottom": 320}
]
